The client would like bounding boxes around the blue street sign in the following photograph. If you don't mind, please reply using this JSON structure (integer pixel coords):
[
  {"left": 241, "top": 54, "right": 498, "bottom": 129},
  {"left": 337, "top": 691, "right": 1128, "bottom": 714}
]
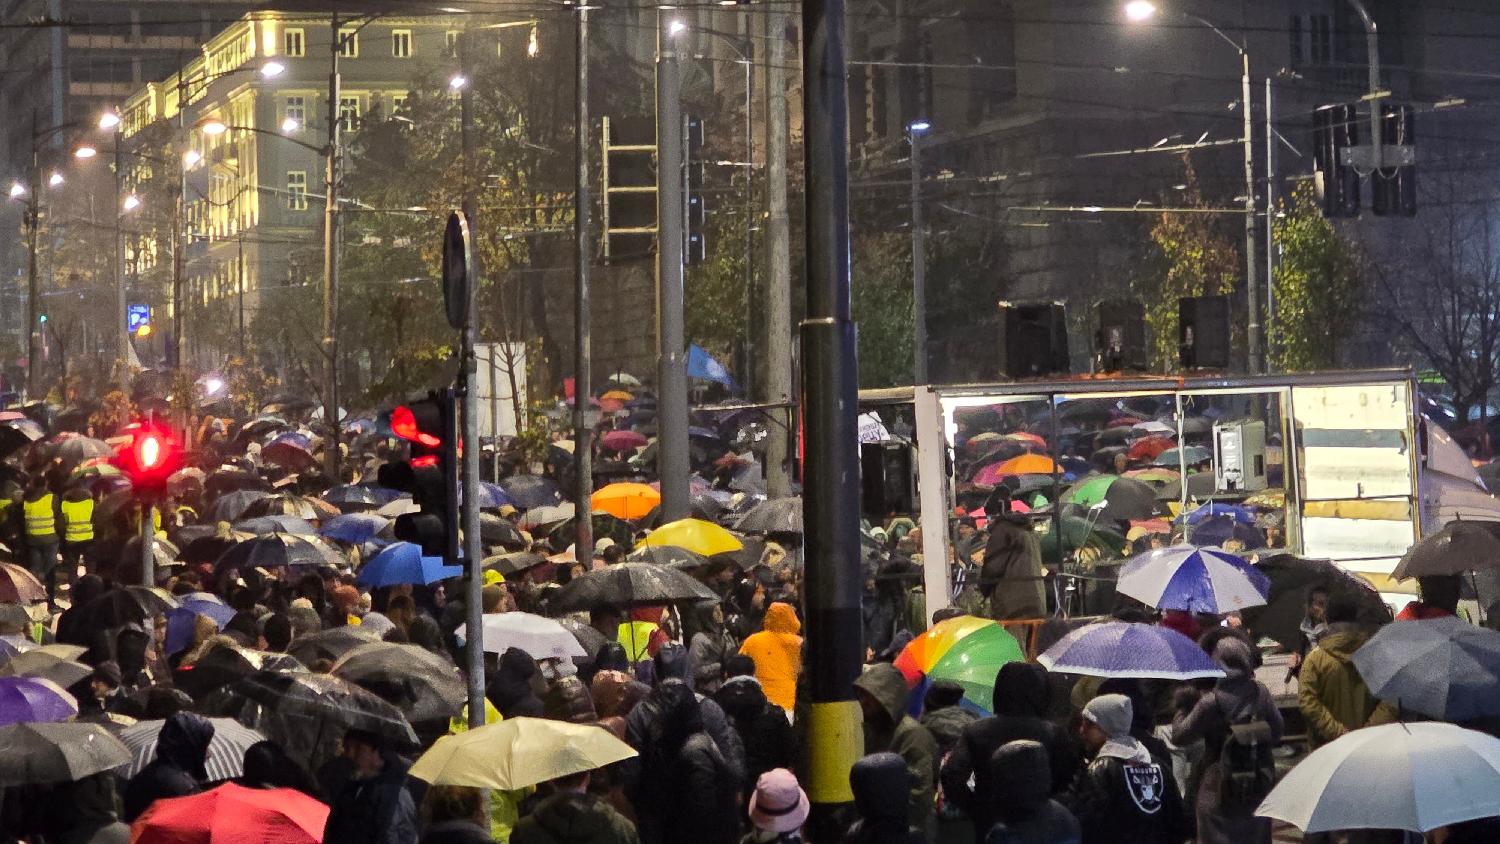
[{"left": 127, "top": 304, "right": 150, "bottom": 332}]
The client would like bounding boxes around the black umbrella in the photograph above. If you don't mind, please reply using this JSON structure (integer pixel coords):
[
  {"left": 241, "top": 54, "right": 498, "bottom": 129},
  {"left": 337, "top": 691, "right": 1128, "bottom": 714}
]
[
  {"left": 479, "top": 513, "right": 525, "bottom": 549},
  {"left": 174, "top": 644, "right": 305, "bottom": 699},
  {"left": 51, "top": 436, "right": 112, "bottom": 471},
  {"left": 242, "top": 494, "right": 339, "bottom": 522},
  {"left": 330, "top": 642, "right": 464, "bottom": 722},
  {"left": 237, "top": 415, "right": 290, "bottom": 439},
  {"left": 548, "top": 512, "right": 634, "bottom": 553},
  {"left": 232, "top": 670, "right": 418, "bottom": 749},
  {"left": 179, "top": 533, "right": 253, "bottom": 566},
  {"left": 0, "top": 651, "right": 93, "bottom": 688},
  {"left": 1094, "top": 426, "right": 1137, "bottom": 446},
  {"left": 78, "top": 586, "right": 179, "bottom": 628},
  {"left": 208, "top": 490, "right": 271, "bottom": 523},
  {"left": 321, "top": 484, "right": 386, "bottom": 512},
  {"left": 499, "top": 475, "right": 562, "bottom": 510},
  {"left": 556, "top": 617, "right": 608, "bottom": 663},
  {"left": 1064, "top": 476, "right": 1159, "bottom": 522},
  {"left": 626, "top": 544, "right": 711, "bottom": 570},
  {"left": 233, "top": 515, "right": 317, "bottom": 536},
  {"left": 735, "top": 497, "right": 803, "bottom": 534},
  {"left": 1241, "top": 554, "right": 1392, "bottom": 650},
  {"left": 0, "top": 722, "right": 132, "bottom": 786},
  {"left": 1392, "top": 521, "right": 1500, "bottom": 580},
  {"left": 204, "top": 468, "right": 272, "bottom": 502},
  {"left": 483, "top": 551, "right": 548, "bottom": 576},
  {"left": 286, "top": 627, "right": 382, "bottom": 666},
  {"left": 0, "top": 418, "right": 44, "bottom": 460},
  {"left": 213, "top": 533, "right": 345, "bottom": 574},
  {"left": 545, "top": 562, "right": 720, "bottom": 613}
]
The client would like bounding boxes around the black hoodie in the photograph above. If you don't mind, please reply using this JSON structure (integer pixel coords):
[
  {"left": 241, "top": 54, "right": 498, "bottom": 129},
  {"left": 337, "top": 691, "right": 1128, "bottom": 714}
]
[
  {"left": 487, "top": 647, "right": 545, "bottom": 719},
  {"left": 630, "top": 680, "right": 738, "bottom": 844},
  {"left": 984, "top": 740, "right": 1081, "bottom": 844},
  {"left": 842, "top": 752, "right": 924, "bottom": 844},
  {"left": 122, "top": 712, "right": 216, "bottom": 821},
  {"left": 939, "top": 662, "right": 1079, "bottom": 844},
  {"left": 713, "top": 674, "right": 798, "bottom": 800}
]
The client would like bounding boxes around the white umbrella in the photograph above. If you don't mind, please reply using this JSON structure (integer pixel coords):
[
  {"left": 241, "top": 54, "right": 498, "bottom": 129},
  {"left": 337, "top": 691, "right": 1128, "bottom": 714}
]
[
  {"left": 456, "top": 612, "right": 588, "bottom": 660},
  {"left": 1257, "top": 722, "right": 1500, "bottom": 833},
  {"left": 376, "top": 496, "right": 419, "bottom": 518}
]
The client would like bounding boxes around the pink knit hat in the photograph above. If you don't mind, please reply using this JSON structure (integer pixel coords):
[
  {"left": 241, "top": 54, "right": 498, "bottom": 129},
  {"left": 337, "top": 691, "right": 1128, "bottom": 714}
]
[{"left": 748, "top": 768, "right": 809, "bottom": 833}]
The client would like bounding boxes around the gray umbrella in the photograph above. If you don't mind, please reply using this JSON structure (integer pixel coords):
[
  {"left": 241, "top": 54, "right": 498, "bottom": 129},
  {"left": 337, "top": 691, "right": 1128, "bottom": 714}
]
[
  {"left": 735, "top": 497, "right": 803, "bottom": 534},
  {"left": 0, "top": 651, "right": 92, "bottom": 688},
  {"left": 331, "top": 642, "right": 465, "bottom": 722},
  {"left": 1392, "top": 521, "right": 1500, "bottom": 579},
  {"left": 233, "top": 670, "right": 418, "bottom": 750},
  {"left": 285, "top": 626, "right": 382, "bottom": 666},
  {"left": 483, "top": 551, "right": 548, "bottom": 576},
  {"left": 1352, "top": 616, "right": 1500, "bottom": 720},
  {"left": 0, "top": 722, "right": 132, "bottom": 786},
  {"left": 545, "top": 562, "right": 720, "bottom": 613},
  {"left": 626, "top": 544, "right": 711, "bottom": 570}
]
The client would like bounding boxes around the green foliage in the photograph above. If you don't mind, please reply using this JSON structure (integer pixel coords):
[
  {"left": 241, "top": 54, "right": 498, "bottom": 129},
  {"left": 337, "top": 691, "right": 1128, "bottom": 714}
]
[
  {"left": 852, "top": 231, "right": 915, "bottom": 388},
  {"left": 1140, "top": 157, "right": 1241, "bottom": 369},
  {"left": 1269, "top": 183, "right": 1367, "bottom": 371},
  {"left": 685, "top": 204, "right": 754, "bottom": 369}
]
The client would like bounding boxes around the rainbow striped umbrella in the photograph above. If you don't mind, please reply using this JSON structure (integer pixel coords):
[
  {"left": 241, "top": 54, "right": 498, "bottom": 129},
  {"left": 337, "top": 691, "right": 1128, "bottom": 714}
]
[{"left": 894, "top": 616, "right": 1025, "bottom": 713}]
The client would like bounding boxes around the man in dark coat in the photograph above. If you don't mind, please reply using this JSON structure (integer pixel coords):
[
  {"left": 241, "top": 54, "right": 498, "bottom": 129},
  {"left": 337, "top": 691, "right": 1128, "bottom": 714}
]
[
  {"left": 625, "top": 643, "right": 745, "bottom": 790},
  {"left": 122, "top": 712, "right": 215, "bottom": 821},
  {"left": 487, "top": 647, "right": 545, "bottom": 719},
  {"left": 1060, "top": 694, "right": 1185, "bottom": 844},
  {"left": 984, "top": 740, "right": 1080, "bottom": 844},
  {"left": 511, "top": 770, "right": 640, "bottom": 844},
  {"left": 977, "top": 490, "right": 1044, "bottom": 620},
  {"left": 50, "top": 772, "right": 130, "bottom": 844},
  {"left": 941, "top": 662, "right": 1078, "bottom": 843},
  {"left": 323, "top": 728, "right": 420, "bottom": 844},
  {"left": 852, "top": 662, "right": 939, "bottom": 836},
  {"left": 713, "top": 655, "right": 797, "bottom": 804},
  {"left": 841, "top": 752, "right": 925, "bottom": 844},
  {"left": 627, "top": 679, "right": 738, "bottom": 844}
]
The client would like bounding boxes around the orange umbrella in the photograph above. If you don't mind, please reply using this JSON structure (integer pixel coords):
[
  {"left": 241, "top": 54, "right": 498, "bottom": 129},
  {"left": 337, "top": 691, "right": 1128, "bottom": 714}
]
[
  {"left": 591, "top": 482, "right": 661, "bottom": 520},
  {"left": 601, "top": 390, "right": 634, "bottom": 402},
  {"left": 992, "top": 453, "right": 1057, "bottom": 476}
]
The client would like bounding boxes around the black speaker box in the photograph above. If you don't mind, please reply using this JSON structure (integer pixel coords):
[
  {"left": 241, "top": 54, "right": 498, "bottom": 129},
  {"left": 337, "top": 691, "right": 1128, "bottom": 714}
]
[
  {"left": 1178, "top": 295, "right": 1231, "bottom": 369},
  {"left": 1095, "top": 300, "right": 1147, "bottom": 371},
  {"left": 999, "top": 301, "right": 1069, "bottom": 378}
]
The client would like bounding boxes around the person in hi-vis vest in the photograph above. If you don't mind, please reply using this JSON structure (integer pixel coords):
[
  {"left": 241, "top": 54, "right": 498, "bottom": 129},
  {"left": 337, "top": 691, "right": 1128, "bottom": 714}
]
[
  {"left": 22, "top": 476, "right": 61, "bottom": 603},
  {"left": 59, "top": 484, "right": 96, "bottom": 589}
]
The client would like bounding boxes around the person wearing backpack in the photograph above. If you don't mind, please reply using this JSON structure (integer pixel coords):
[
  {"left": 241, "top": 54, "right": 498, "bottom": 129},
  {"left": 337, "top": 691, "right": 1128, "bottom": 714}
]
[{"left": 1169, "top": 636, "right": 1283, "bottom": 844}]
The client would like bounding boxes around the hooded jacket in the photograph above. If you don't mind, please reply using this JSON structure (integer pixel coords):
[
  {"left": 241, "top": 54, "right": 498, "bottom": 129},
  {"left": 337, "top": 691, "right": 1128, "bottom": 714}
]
[
  {"left": 52, "top": 773, "right": 130, "bottom": 844},
  {"left": 510, "top": 791, "right": 641, "bottom": 844},
  {"left": 628, "top": 680, "right": 739, "bottom": 844},
  {"left": 489, "top": 647, "right": 546, "bottom": 719},
  {"left": 1298, "top": 623, "right": 1397, "bottom": 747},
  {"left": 940, "top": 662, "right": 1078, "bottom": 844},
  {"left": 122, "top": 712, "right": 216, "bottom": 821},
  {"left": 625, "top": 645, "right": 746, "bottom": 793},
  {"left": 738, "top": 603, "right": 803, "bottom": 711},
  {"left": 984, "top": 740, "right": 1080, "bottom": 844},
  {"left": 591, "top": 670, "right": 649, "bottom": 719},
  {"left": 852, "top": 662, "right": 938, "bottom": 831},
  {"left": 841, "top": 752, "right": 924, "bottom": 844},
  {"left": 979, "top": 514, "right": 1044, "bottom": 620},
  {"left": 544, "top": 676, "right": 600, "bottom": 724},
  {"left": 323, "top": 750, "right": 420, "bottom": 844},
  {"left": 714, "top": 675, "right": 798, "bottom": 799}
]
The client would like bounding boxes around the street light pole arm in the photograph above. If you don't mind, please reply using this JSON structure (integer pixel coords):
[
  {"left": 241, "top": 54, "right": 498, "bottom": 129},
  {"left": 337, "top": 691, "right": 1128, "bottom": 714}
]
[
  {"left": 212, "top": 125, "right": 328, "bottom": 156},
  {"left": 1180, "top": 13, "right": 1244, "bottom": 56}
]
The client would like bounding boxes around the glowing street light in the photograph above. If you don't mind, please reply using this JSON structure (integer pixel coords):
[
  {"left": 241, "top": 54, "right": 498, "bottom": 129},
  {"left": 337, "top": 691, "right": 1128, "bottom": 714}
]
[
  {"left": 123, "top": 194, "right": 141, "bottom": 212},
  {"left": 47, "top": 172, "right": 64, "bottom": 188},
  {"left": 98, "top": 111, "right": 122, "bottom": 131},
  {"left": 198, "top": 118, "right": 229, "bottom": 136},
  {"left": 281, "top": 117, "right": 301, "bottom": 133},
  {"left": 183, "top": 149, "right": 202, "bottom": 167},
  {"left": 8, "top": 182, "right": 24, "bottom": 199},
  {"left": 260, "top": 61, "right": 286, "bottom": 78},
  {"left": 448, "top": 74, "right": 468, "bottom": 90},
  {"left": 74, "top": 145, "right": 98, "bottom": 159},
  {"left": 1124, "top": 0, "right": 1157, "bottom": 21},
  {"left": 668, "top": 19, "right": 687, "bottom": 36}
]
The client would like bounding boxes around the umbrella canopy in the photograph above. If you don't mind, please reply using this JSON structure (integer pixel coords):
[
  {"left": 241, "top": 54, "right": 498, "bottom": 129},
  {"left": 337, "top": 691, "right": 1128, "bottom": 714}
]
[
  {"left": 1062, "top": 475, "right": 1158, "bottom": 522},
  {"left": 626, "top": 544, "right": 711, "bottom": 570},
  {"left": 242, "top": 494, "right": 339, "bottom": 522},
  {"left": 1154, "top": 446, "right": 1212, "bottom": 467},
  {"left": 0, "top": 676, "right": 78, "bottom": 725},
  {"left": 1256, "top": 722, "right": 1500, "bottom": 833},
  {"left": 1187, "top": 515, "right": 1266, "bottom": 549},
  {"left": 207, "top": 489, "right": 271, "bottom": 523},
  {"left": 1037, "top": 622, "right": 1225, "bottom": 680},
  {"left": 546, "top": 562, "right": 720, "bottom": 613},
  {"left": 0, "top": 417, "right": 44, "bottom": 459},
  {"left": 483, "top": 551, "right": 547, "bottom": 576},
  {"left": 77, "top": 586, "right": 179, "bottom": 629},
  {"left": 1351, "top": 617, "right": 1500, "bottom": 721},
  {"left": 499, "top": 475, "right": 563, "bottom": 509},
  {"left": 600, "top": 429, "right": 649, "bottom": 453},
  {"left": 174, "top": 645, "right": 306, "bottom": 699},
  {"left": 409, "top": 717, "right": 636, "bottom": 791},
  {"left": 1036, "top": 516, "right": 1128, "bottom": 565},
  {"left": 479, "top": 513, "right": 525, "bottom": 549},
  {"left": 164, "top": 594, "right": 237, "bottom": 657},
  {"left": 0, "top": 563, "right": 47, "bottom": 603},
  {"left": 1392, "top": 520, "right": 1500, "bottom": 579},
  {"left": 1116, "top": 545, "right": 1269, "bottom": 614},
  {"left": 735, "top": 497, "right": 803, "bottom": 535},
  {"left": 892, "top": 616, "right": 1025, "bottom": 713},
  {"left": 261, "top": 433, "right": 317, "bottom": 471},
  {"left": 642, "top": 517, "right": 744, "bottom": 556},
  {"left": 319, "top": 512, "right": 389, "bottom": 545},
  {"left": 331, "top": 642, "right": 465, "bottom": 722},
  {"left": 130, "top": 782, "right": 329, "bottom": 844},
  {"left": 0, "top": 722, "right": 131, "bottom": 786},
  {"left": 214, "top": 532, "right": 345, "bottom": 574},
  {"left": 0, "top": 650, "right": 91, "bottom": 688},
  {"left": 1181, "top": 502, "right": 1257, "bottom": 526},
  {"left": 520, "top": 502, "right": 576, "bottom": 529},
  {"left": 457, "top": 612, "right": 588, "bottom": 660},
  {"left": 234, "top": 515, "right": 318, "bottom": 536},
  {"left": 1241, "top": 555, "right": 1391, "bottom": 651},
  {"left": 322, "top": 483, "right": 402, "bottom": 512},
  {"left": 232, "top": 671, "right": 418, "bottom": 750},
  {"left": 52, "top": 436, "right": 112, "bottom": 470},
  {"left": 590, "top": 482, "right": 661, "bottom": 520},
  {"left": 376, "top": 496, "right": 419, "bottom": 518},
  {"left": 179, "top": 533, "right": 253, "bottom": 566},
  {"left": 1127, "top": 435, "right": 1176, "bottom": 462},
  {"left": 285, "top": 627, "right": 381, "bottom": 666},
  {"left": 117, "top": 717, "right": 266, "bottom": 782},
  {"left": 973, "top": 455, "right": 1059, "bottom": 487},
  {"left": 356, "top": 542, "right": 462, "bottom": 588},
  {"left": 548, "top": 512, "right": 635, "bottom": 553}
]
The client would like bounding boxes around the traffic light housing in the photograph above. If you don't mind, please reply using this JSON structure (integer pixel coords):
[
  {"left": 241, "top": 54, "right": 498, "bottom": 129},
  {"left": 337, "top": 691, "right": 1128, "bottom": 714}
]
[
  {"left": 114, "top": 421, "right": 182, "bottom": 499},
  {"left": 378, "top": 390, "right": 459, "bottom": 560},
  {"left": 685, "top": 115, "right": 707, "bottom": 266},
  {"left": 1372, "top": 103, "right": 1417, "bottom": 217},
  {"left": 602, "top": 115, "right": 658, "bottom": 262},
  {"left": 1313, "top": 103, "right": 1361, "bottom": 218}
]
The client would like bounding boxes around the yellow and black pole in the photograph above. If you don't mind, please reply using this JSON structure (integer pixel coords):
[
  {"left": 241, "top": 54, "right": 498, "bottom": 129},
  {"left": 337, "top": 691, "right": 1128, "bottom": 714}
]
[{"left": 799, "top": 0, "right": 864, "bottom": 830}]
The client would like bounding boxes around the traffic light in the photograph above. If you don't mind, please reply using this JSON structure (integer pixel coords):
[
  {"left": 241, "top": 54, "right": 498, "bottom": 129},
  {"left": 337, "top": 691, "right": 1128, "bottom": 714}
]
[
  {"left": 379, "top": 390, "right": 458, "bottom": 560},
  {"left": 1312, "top": 103, "right": 1360, "bottom": 218},
  {"left": 1372, "top": 103, "right": 1417, "bottom": 217},
  {"left": 685, "top": 115, "right": 707, "bottom": 266},
  {"left": 114, "top": 420, "right": 182, "bottom": 499}
]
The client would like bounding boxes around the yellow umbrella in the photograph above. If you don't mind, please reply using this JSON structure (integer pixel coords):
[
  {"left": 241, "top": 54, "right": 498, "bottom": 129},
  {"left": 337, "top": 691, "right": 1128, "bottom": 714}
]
[
  {"left": 410, "top": 717, "right": 637, "bottom": 790},
  {"left": 591, "top": 483, "right": 661, "bottom": 520},
  {"left": 600, "top": 390, "right": 634, "bottom": 402},
  {"left": 642, "top": 517, "right": 744, "bottom": 556}
]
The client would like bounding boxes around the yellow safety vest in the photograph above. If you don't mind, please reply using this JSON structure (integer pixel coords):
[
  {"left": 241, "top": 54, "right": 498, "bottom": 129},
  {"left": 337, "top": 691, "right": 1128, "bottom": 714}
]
[
  {"left": 617, "top": 620, "right": 658, "bottom": 664},
  {"left": 23, "top": 494, "right": 55, "bottom": 539},
  {"left": 60, "top": 498, "right": 94, "bottom": 543}
]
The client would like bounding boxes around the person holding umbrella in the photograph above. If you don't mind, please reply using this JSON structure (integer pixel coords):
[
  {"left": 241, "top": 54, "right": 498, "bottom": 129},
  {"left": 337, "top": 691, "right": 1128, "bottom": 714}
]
[
  {"left": 323, "top": 727, "right": 420, "bottom": 844},
  {"left": 122, "top": 712, "right": 216, "bottom": 821},
  {"left": 1298, "top": 595, "right": 1396, "bottom": 750}
]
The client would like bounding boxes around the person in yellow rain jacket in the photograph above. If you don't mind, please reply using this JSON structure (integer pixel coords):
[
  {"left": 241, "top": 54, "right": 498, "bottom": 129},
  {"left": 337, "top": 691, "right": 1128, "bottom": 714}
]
[
  {"left": 59, "top": 486, "right": 95, "bottom": 590},
  {"left": 22, "top": 477, "right": 60, "bottom": 603}
]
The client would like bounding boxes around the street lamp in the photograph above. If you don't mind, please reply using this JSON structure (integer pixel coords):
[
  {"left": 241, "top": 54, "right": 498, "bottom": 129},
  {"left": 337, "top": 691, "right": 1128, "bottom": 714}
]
[
  {"left": 123, "top": 194, "right": 141, "bottom": 212},
  {"left": 908, "top": 120, "right": 931, "bottom": 385},
  {"left": 8, "top": 183, "right": 23, "bottom": 199},
  {"left": 74, "top": 145, "right": 98, "bottom": 159},
  {"left": 1125, "top": 2, "right": 1260, "bottom": 372},
  {"left": 183, "top": 150, "right": 202, "bottom": 167},
  {"left": 260, "top": 61, "right": 286, "bottom": 79},
  {"left": 47, "top": 172, "right": 64, "bottom": 187},
  {"left": 98, "top": 111, "right": 122, "bottom": 131},
  {"left": 668, "top": 19, "right": 687, "bottom": 36},
  {"left": 281, "top": 117, "right": 301, "bottom": 133}
]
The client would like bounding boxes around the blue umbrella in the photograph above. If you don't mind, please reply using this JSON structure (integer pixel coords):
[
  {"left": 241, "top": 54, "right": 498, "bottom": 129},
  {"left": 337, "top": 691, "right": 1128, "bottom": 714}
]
[
  {"left": 1116, "top": 545, "right": 1269, "bottom": 614},
  {"left": 320, "top": 513, "right": 390, "bottom": 545},
  {"left": 356, "top": 542, "right": 462, "bottom": 588},
  {"left": 1352, "top": 617, "right": 1500, "bottom": 721},
  {"left": 1038, "top": 622, "right": 1225, "bottom": 680},
  {"left": 164, "top": 593, "right": 237, "bottom": 656},
  {"left": 1180, "top": 502, "right": 1256, "bottom": 526},
  {"left": 1188, "top": 515, "right": 1266, "bottom": 549},
  {"left": 464, "top": 482, "right": 513, "bottom": 510},
  {"left": 0, "top": 676, "right": 78, "bottom": 725},
  {"left": 498, "top": 475, "right": 562, "bottom": 510}
]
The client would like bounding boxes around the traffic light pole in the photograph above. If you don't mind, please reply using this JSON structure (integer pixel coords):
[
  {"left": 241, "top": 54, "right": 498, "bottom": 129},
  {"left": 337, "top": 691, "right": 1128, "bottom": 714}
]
[
  {"left": 656, "top": 17, "right": 690, "bottom": 521},
  {"left": 322, "top": 17, "right": 344, "bottom": 482},
  {"left": 140, "top": 502, "right": 153, "bottom": 587},
  {"left": 800, "top": 0, "right": 864, "bottom": 830},
  {"left": 574, "top": 6, "right": 595, "bottom": 560},
  {"left": 458, "top": 27, "right": 486, "bottom": 731},
  {"left": 762, "top": 5, "right": 793, "bottom": 500}
]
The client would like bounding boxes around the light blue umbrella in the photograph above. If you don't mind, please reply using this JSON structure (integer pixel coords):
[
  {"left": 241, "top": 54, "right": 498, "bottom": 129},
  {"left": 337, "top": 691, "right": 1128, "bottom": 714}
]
[
  {"left": 164, "top": 593, "right": 237, "bottom": 656},
  {"left": 1038, "top": 622, "right": 1225, "bottom": 681},
  {"left": 1116, "top": 545, "right": 1269, "bottom": 614},
  {"left": 356, "top": 542, "right": 462, "bottom": 588},
  {"left": 320, "top": 513, "right": 390, "bottom": 545}
]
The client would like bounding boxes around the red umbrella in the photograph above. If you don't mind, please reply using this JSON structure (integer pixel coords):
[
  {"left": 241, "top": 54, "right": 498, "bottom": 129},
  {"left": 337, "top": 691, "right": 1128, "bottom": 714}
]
[
  {"left": 600, "top": 430, "right": 648, "bottom": 452},
  {"left": 130, "top": 782, "right": 329, "bottom": 844},
  {"left": 1127, "top": 435, "right": 1175, "bottom": 462},
  {"left": 0, "top": 563, "right": 46, "bottom": 604}
]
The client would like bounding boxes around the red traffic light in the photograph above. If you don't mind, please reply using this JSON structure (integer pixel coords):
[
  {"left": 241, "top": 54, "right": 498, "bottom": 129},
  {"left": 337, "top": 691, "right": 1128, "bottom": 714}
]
[
  {"left": 391, "top": 404, "right": 443, "bottom": 448},
  {"left": 138, "top": 433, "right": 163, "bottom": 470},
  {"left": 114, "top": 421, "right": 182, "bottom": 495}
]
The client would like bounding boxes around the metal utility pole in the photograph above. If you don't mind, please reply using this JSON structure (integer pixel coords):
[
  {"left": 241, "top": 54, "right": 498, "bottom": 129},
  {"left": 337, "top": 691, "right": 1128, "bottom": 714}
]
[
  {"left": 740, "top": 26, "right": 756, "bottom": 400},
  {"left": 1346, "top": 0, "right": 1384, "bottom": 171},
  {"left": 1240, "top": 50, "right": 1260, "bottom": 374},
  {"left": 173, "top": 75, "right": 187, "bottom": 373},
  {"left": 656, "top": 16, "right": 690, "bottom": 521},
  {"left": 24, "top": 116, "right": 40, "bottom": 400},
  {"left": 237, "top": 230, "right": 246, "bottom": 356},
  {"left": 574, "top": 7, "right": 595, "bottom": 559},
  {"left": 140, "top": 502, "right": 154, "bottom": 586},
  {"left": 457, "top": 29, "right": 485, "bottom": 730},
  {"left": 909, "top": 126, "right": 928, "bottom": 384},
  {"left": 114, "top": 141, "right": 129, "bottom": 389},
  {"left": 1264, "top": 77, "right": 1276, "bottom": 368},
  {"left": 322, "top": 16, "right": 344, "bottom": 480},
  {"left": 800, "top": 0, "right": 863, "bottom": 826},
  {"left": 763, "top": 6, "right": 793, "bottom": 500}
]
